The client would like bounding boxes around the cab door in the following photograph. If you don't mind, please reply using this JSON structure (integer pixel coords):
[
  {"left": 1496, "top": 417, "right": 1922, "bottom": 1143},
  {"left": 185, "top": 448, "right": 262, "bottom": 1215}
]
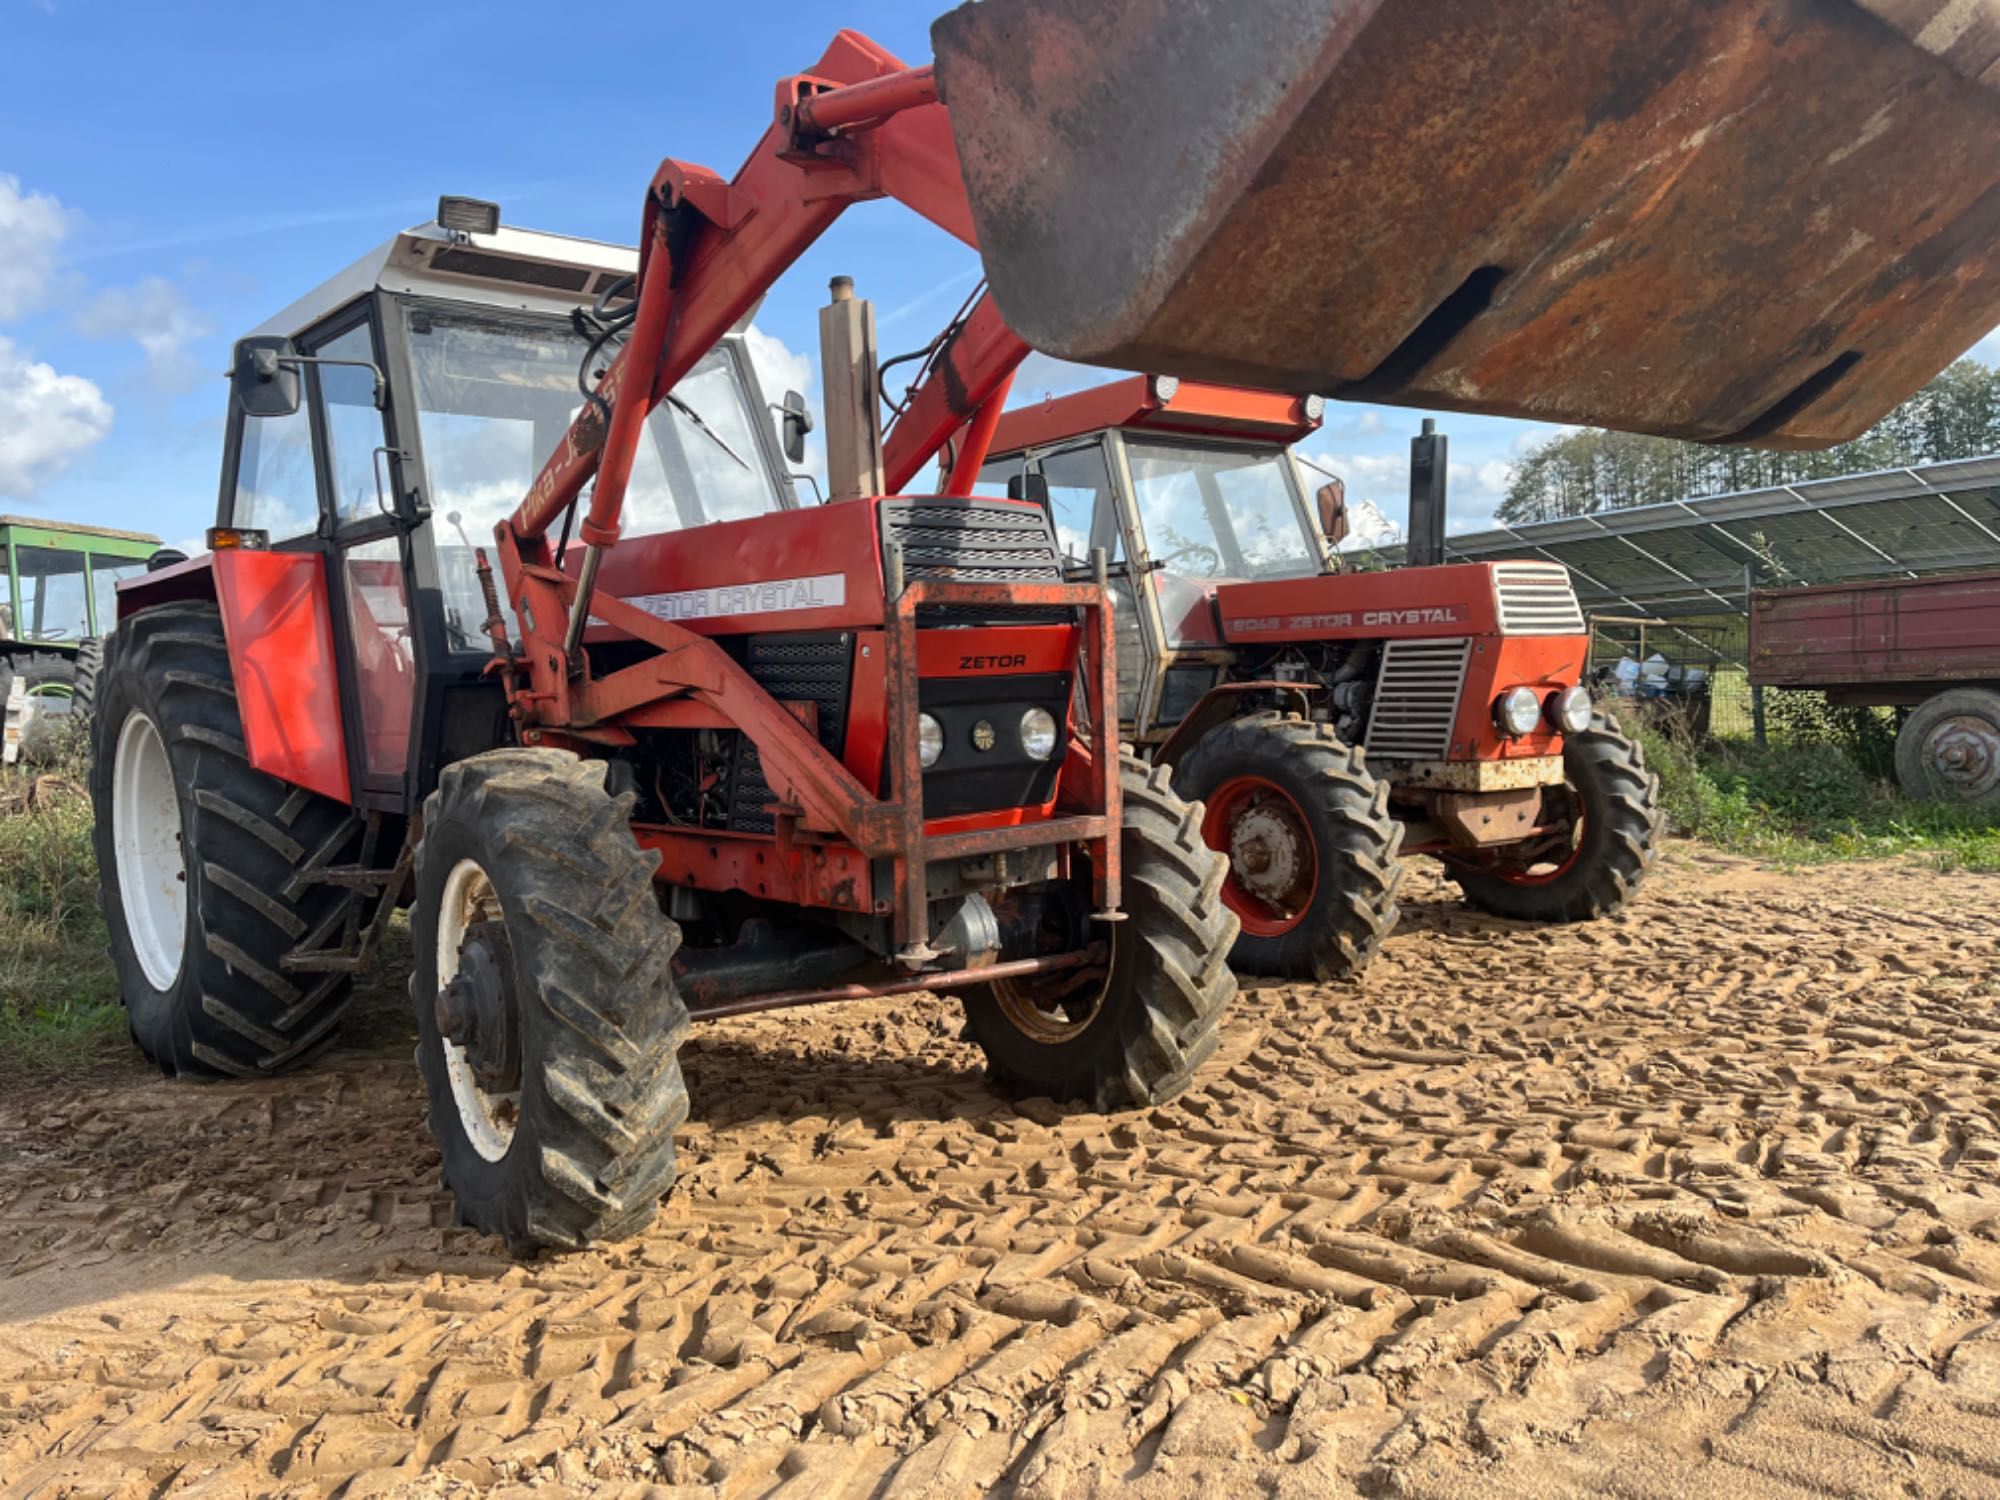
[{"left": 303, "top": 303, "right": 422, "bottom": 807}]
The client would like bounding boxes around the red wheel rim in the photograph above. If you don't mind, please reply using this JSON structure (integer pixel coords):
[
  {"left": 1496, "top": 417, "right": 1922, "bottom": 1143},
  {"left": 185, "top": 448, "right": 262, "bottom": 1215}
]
[
  {"left": 1200, "top": 775, "right": 1318, "bottom": 937},
  {"left": 1493, "top": 800, "right": 1585, "bottom": 886}
]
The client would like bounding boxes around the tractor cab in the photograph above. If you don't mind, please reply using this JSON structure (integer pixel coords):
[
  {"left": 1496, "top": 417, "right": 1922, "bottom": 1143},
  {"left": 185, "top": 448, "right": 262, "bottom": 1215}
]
[
  {"left": 191, "top": 200, "right": 805, "bottom": 811},
  {"left": 976, "top": 376, "right": 1329, "bottom": 731}
]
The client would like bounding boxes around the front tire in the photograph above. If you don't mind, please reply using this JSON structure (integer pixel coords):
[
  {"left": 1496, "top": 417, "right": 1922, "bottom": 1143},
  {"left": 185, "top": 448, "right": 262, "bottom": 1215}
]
[
  {"left": 1447, "top": 710, "right": 1661, "bottom": 922},
  {"left": 88, "top": 604, "right": 364, "bottom": 1076},
  {"left": 961, "top": 756, "right": 1239, "bottom": 1110},
  {"left": 1170, "top": 713, "right": 1403, "bottom": 980},
  {"left": 411, "top": 749, "right": 690, "bottom": 1254}
]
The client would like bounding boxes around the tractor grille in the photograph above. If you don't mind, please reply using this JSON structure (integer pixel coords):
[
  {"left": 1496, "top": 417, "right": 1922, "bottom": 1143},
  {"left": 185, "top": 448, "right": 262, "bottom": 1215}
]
[
  {"left": 1363, "top": 638, "right": 1472, "bottom": 761},
  {"left": 879, "top": 497, "right": 1070, "bottom": 624},
  {"left": 1492, "top": 562, "right": 1586, "bottom": 635},
  {"left": 727, "top": 633, "right": 854, "bottom": 834}
]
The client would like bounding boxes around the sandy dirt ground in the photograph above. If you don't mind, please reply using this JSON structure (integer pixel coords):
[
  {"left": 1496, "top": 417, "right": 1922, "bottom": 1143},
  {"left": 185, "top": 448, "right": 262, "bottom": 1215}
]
[{"left": 3, "top": 845, "right": 1999, "bottom": 1498}]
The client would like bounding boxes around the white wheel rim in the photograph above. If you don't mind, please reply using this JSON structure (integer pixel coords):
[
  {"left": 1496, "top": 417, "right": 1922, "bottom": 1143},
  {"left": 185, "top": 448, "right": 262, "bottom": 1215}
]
[
  {"left": 112, "top": 710, "right": 187, "bottom": 990},
  {"left": 438, "top": 858, "right": 518, "bottom": 1162}
]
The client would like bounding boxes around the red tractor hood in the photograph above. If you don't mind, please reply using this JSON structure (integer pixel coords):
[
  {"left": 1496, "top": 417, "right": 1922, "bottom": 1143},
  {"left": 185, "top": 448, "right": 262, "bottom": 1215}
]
[{"left": 1215, "top": 563, "right": 1563, "bottom": 644}]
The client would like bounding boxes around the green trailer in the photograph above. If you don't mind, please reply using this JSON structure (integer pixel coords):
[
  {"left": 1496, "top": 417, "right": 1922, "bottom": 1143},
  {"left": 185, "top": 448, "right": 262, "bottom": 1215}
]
[{"left": 2, "top": 515, "right": 163, "bottom": 758}]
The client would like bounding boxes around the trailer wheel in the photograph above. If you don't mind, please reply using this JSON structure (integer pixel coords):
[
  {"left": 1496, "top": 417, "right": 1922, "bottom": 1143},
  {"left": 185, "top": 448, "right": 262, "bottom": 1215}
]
[
  {"left": 1895, "top": 688, "right": 2000, "bottom": 806},
  {"left": 411, "top": 749, "right": 690, "bottom": 1254},
  {"left": 961, "top": 756, "right": 1239, "bottom": 1110},
  {"left": 1169, "top": 712, "right": 1402, "bottom": 980},
  {"left": 1446, "top": 710, "right": 1661, "bottom": 922},
  {"left": 88, "top": 603, "right": 364, "bottom": 1076}
]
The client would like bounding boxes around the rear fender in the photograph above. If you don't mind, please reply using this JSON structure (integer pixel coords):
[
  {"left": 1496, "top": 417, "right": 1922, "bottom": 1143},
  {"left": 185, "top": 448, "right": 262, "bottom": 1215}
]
[
  {"left": 1153, "top": 680, "right": 1315, "bottom": 771},
  {"left": 120, "top": 550, "right": 350, "bottom": 803}
]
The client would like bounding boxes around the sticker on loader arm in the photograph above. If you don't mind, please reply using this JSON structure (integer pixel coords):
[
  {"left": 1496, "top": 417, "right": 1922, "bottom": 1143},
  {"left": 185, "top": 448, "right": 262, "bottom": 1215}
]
[{"left": 628, "top": 573, "right": 847, "bottom": 624}]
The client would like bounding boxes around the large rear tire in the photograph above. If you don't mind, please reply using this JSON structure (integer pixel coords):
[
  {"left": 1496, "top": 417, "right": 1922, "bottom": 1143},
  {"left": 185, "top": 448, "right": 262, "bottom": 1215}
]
[
  {"left": 1894, "top": 687, "right": 2000, "bottom": 805},
  {"left": 88, "top": 603, "right": 365, "bottom": 1076},
  {"left": 961, "top": 756, "right": 1239, "bottom": 1110},
  {"left": 411, "top": 749, "right": 691, "bottom": 1254},
  {"left": 1447, "top": 710, "right": 1661, "bottom": 923},
  {"left": 1169, "top": 712, "right": 1402, "bottom": 981},
  {"left": 74, "top": 637, "right": 103, "bottom": 720}
]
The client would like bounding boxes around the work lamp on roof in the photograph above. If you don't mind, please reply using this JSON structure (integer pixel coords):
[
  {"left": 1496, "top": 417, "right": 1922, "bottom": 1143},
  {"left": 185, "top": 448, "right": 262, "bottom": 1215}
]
[{"left": 436, "top": 196, "right": 501, "bottom": 236}]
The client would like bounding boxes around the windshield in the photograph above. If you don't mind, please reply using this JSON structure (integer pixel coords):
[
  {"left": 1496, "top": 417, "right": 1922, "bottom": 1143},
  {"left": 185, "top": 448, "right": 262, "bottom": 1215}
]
[
  {"left": 1125, "top": 439, "right": 1319, "bottom": 581},
  {"left": 402, "top": 304, "right": 787, "bottom": 649}
]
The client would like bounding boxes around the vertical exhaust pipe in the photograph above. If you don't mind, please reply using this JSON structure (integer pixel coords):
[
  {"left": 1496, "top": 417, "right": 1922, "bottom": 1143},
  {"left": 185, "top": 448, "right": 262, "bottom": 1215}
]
[
  {"left": 1406, "top": 418, "right": 1448, "bottom": 569},
  {"left": 820, "top": 276, "right": 886, "bottom": 501}
]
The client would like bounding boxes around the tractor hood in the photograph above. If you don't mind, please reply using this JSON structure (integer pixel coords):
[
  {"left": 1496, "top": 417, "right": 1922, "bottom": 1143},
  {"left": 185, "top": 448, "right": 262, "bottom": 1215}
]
[
  {"left": 1215, "top": 563, "right": 1587, "bottom": 645},
  {"left": 934, "top": 0, "right": 2000, "bottom": 449}
]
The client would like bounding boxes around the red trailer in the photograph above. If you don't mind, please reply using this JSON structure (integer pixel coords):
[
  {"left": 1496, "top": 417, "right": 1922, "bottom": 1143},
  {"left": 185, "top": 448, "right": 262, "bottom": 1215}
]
[{"left": 1749, "top": 570, "right": 2000, "bottom": 805}]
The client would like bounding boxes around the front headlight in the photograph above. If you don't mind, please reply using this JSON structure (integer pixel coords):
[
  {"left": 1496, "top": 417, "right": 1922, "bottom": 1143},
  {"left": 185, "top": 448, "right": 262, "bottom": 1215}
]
[
  {"left": 1495, "top": 685, "right": 1542, "bottom": 738},
  {"left": 1020, "top": 706, "right": 1059, "bottom": 760},
  {"left": 917, "top": 712, "right": 945, "bottom": 768},
  {"left": 1551, "top": 684, "right": 1593, "bottom": 735}
]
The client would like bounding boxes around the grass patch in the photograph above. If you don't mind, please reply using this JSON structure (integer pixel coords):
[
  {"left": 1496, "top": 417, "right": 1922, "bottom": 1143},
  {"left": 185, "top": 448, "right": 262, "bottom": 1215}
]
[
  {"left": 0, "top": 759, "right": 125, "bottom": 1077},
  {"left": 1633, "top": 723, "right": 2000, "bottom": 872}
]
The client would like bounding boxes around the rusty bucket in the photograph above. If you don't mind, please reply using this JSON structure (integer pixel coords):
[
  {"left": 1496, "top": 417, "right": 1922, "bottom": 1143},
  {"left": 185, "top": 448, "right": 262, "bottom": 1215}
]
[{"left": 933, "top": 0, "right": 2000, "bottom": 447}]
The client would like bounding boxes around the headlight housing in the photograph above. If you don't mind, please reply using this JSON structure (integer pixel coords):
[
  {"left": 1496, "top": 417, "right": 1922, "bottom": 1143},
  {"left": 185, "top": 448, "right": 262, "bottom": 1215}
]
[
  {"left": 1020, "top": 706, "right": 1059, "bottom": 760},
  {"left": 917, "top": 712, "right": 945, "bottom": 768},
  {"left": 1495, "top": 685, "right": 1542, "bottom": 738},
  {"left": 1550, "top": 684, "right": 1593, "bottom": 735}
]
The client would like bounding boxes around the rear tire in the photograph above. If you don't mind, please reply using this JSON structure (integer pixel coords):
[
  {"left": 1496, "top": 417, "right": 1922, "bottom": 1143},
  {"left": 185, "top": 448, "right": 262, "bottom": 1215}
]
[
  {"left": 74, "top": 637, "right": 103, "bottom": 720},
  {"left": 89, "top": 603, "right": 365, "bottom": 1077},
  {"left": 411, "top": 749, "right": 691, "bottom": 1254},
  {"left": 962, "top": 756, "right": 1239, "bottom": 1110},
  {"left": 1894, "top": 687, "right": 2000, "bottom": 805},
  {"left": 1170, "top": 712, "right": 1402, "bottom": 980},
  {"left": 1447, "top": 710, "right": 1661, "bottom": 922}
]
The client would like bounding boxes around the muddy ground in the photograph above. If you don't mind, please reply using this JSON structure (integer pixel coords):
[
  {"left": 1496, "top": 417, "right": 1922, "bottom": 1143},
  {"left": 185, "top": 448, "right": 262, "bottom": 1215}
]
[{"left": 2, "top": 846, "right": 1998, "bottom": 1498}]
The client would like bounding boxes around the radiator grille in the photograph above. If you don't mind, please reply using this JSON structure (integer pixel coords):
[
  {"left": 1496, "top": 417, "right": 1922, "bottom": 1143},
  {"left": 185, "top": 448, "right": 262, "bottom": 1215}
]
[
  {"left": 880, "top": 498, "right": 1063, "bottom": 585},
  {"left": 1492, "top": 562, "right": 1586, "bottom": 635},
  {"left": 727, "top": 634, "right": 853, "bottom": 834},
  {"left": 1363, "top": 638, "right": 1472, "bottom": 761}
]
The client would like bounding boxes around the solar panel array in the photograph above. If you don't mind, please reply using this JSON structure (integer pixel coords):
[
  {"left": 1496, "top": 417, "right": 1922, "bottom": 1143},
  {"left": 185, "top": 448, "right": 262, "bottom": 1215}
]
[{"left": 1420, "top": 454, "right": 2000, "bottom": 618}]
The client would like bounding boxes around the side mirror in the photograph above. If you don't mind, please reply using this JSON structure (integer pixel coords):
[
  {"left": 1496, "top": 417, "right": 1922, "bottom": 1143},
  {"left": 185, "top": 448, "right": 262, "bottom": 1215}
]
[
  {"left": 231, "top": 336, "right": 303, "bottom": 419},
  {"left": 1007, "top": 471, "right": 1050, "bottom": 509},
  {"left": 1315, "top": 478, "right": 1349, "bottom": 548},
  {"left": 778, "top": 389, "right": 813, "bottom": 465}
]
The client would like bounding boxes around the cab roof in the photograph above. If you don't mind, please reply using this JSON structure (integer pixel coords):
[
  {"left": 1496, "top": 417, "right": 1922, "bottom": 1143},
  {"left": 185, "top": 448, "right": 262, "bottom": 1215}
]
[
  {"left": 987, "top": 375, "right": 1323, "bottom": 456},
  {"left": 0, "top": 515, "right": 161, "bottom": 548},
  {"left": 248, "top": 217, "right": 644, "bottom": 341}
]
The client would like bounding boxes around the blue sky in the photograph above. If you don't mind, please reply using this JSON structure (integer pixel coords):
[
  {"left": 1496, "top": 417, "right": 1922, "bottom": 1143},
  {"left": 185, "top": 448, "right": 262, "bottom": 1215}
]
[{"left": 5, "top": 0, "right": 1998, "bottom": 554}]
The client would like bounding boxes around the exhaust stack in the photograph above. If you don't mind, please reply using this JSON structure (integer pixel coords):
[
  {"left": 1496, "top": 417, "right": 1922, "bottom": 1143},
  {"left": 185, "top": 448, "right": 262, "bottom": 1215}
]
[{"left": 820, "top": 276, "right": 886, "bottom": 501}]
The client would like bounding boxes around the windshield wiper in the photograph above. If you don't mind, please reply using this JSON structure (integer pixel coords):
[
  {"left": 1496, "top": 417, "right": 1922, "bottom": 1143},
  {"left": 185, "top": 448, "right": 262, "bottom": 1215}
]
[{"left": 666, "top": 393, "right": 752, "bottom": 474}]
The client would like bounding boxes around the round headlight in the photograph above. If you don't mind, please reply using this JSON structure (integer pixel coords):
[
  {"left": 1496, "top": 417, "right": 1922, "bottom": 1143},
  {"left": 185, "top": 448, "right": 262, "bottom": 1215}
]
[
  {"left": 917, "top": 713, "right": 945, "bottom": 769},
  {"left": 1495, "top": 686, "right": 1542, "bottom": 738},
  {"left": 1303, "top": 393, "right": 1326, "bottom": 421},
  {"left": 1551, "top": 684, "right": 1593, "bottom": 735},
  {"left": 1020, "top": 706, "right": 1059, "bottom": 761}
]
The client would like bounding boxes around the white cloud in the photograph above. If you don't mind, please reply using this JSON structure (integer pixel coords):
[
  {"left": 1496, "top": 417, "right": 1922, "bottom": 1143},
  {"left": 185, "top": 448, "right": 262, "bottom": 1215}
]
[
  {"left": 742, "top": 324, "right": 826, "bottom": 497},
  {"left": 0, "top": 173, "right": 70, "bottom": 321},
  {"left": 76, "top": 275, "right": 211, "bottom": 390},
  {"left": 1298, "top": 444, "right": 1516, "bottom": 541},
  {"left": 0, "top": 335, "right": 113, "bottom": 498}
]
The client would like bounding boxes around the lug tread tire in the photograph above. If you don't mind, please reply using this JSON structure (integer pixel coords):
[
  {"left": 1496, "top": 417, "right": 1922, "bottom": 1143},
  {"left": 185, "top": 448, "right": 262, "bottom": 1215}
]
[
  {"left": 1894, "top": 687, "right": 2000, "bottom": 806},
  {"left": 1449, "top": 709, "right": 1662, "bottom": 923},
  {"left": 964, "top": 755, "right": 1240, "bottom": 1112},
  {"left": 89, "top": 604, "right": 363, "bottom": 1078},
  {"left": 74, "top": 637, "right": 103, "bottom": 719},
  {"left": 411, "top": 749, "right": 690, "bottom": 1255},
  {"left": 1171, "top": 712, "right": 1403, "bottom": 981}
]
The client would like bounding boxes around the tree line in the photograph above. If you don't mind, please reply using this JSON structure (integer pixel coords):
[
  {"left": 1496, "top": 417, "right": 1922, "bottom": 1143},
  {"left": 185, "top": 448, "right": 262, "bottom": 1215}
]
[{"left": 1498, "top": 358, "right": 2000, "bottom": 525}]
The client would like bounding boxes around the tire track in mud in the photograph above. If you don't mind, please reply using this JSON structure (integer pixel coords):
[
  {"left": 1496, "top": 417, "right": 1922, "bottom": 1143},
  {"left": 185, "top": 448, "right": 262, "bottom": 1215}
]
[{"left": 3, "top": 851, "right": 1999, "bottom": 1497}]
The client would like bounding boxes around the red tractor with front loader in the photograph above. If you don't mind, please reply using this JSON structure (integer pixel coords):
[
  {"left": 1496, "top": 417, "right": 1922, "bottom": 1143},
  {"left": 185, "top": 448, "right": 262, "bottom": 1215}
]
[
  {"left": 974, "top": 377, "right": 1651, "bottom": 983},
  {"left": 87, "top": 0, "right": 2000, "bottom": 1253}
]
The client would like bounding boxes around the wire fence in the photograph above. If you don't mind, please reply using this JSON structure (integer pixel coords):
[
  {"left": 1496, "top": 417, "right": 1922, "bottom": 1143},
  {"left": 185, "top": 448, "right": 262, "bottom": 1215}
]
[{"left": 1587, "top": 612, "right": 1758, "bottom": 741}]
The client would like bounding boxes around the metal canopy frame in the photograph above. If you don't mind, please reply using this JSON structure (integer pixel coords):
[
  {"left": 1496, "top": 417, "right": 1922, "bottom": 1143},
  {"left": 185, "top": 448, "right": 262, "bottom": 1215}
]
[{"left": 1420, "top": 454, "right": 2000, "bottom": 619}]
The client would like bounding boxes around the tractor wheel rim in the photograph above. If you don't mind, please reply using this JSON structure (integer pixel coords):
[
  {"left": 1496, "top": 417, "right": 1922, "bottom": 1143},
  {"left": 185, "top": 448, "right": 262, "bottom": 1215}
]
[
  {"left": 1924, "top": 712, "right": 2000, "bottom": 798},
  {"left": 1201, "top": 775, "right": 1317, "bottom": 938},
  {"left": 438, "top": 858, "right": 519, "bottom": 1162},
  {"left": 1494, "top": 787, "right": 1585, "bottom": 886},
  {"left": 991, "top": 906, "right": 1114, "bottom": 1044},
  {"left": 112, "top": 710, "right": 186, "bottom": 990}
]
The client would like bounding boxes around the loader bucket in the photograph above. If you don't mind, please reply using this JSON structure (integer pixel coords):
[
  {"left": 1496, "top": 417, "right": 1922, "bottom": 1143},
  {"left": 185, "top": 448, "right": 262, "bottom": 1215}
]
[{"left": 931, "top": 0, "right": 2000, "bottom": 449}]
